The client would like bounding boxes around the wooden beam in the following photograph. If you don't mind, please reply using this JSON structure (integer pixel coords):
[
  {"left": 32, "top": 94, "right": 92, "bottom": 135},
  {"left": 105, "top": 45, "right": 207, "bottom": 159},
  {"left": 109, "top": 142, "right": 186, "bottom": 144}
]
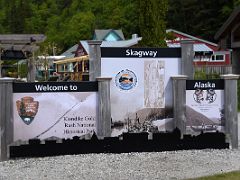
[
  {"left": 0, "top": 34, "right": 46, "bottom": 44},
  {"left": 53, "top": 55, "right": 89, "bottom": 64}
]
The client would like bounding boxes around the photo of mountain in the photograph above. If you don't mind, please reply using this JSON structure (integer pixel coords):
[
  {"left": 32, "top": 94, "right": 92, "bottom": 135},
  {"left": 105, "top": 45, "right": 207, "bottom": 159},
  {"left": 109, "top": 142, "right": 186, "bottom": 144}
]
[
  {"left": 186, "top": 104, "right": 224, "bottom": 134},
  {"left": 186, "top": 105, "right": 217, "bottom": 126},
  {"left": 111, "top": 107, "right": 174, "bottom": 136}
]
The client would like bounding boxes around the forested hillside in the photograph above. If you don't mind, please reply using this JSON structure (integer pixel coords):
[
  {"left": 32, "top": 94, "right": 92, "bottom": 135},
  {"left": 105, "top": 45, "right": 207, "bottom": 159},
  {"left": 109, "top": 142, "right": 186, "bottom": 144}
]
[
  {"left": 167, "top": 0, "right": 240, "bottom": 42},
  {"left": 0, "top": 0, "right": 239, "bottom": 52}
]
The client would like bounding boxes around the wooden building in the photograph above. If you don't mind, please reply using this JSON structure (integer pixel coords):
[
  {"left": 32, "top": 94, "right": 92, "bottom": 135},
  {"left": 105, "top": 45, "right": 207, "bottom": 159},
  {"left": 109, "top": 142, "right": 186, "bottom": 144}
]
[
  {"left": 54, "top": 30, "right": 142, "bottom": 81},
  {"left": 54, "top": 55, "right": 89, "bottom": 81},
  {"left": 215, "top": 6, "right": 240, "bottom": 74},
  {"left": 0, "top": 34, "right": 46, "bottom": 79},
  {"left": 167, "top": 29, "right": 232, "bottom": 74}
]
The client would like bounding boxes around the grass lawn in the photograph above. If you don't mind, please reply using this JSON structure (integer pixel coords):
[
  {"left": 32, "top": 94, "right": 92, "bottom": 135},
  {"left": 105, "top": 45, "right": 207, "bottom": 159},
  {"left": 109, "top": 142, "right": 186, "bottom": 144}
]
[{"left": 189, "top": 171, "right": 240, "bottom": 180}]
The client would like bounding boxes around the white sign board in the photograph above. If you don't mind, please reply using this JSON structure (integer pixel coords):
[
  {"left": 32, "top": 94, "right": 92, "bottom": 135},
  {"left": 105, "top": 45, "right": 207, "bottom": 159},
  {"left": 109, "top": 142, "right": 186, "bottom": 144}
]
[
  {"left": 186, "top": 80, "right": 224, "bottom": 134},
  {"left": 13, "top": 82, "right": 98, "bottom": 141},
  {"left": 101, "top": 47, "right": 181, "bottom": 136}
]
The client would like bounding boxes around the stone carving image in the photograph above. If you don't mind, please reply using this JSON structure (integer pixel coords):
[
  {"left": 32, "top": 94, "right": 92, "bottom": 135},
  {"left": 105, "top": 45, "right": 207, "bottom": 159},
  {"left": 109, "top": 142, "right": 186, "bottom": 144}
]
[
  {"left": 144, "top": 60, "right": 164, "bottom": 108},
  {"left": 16, "top": 96, "right": 39, "bottom": 125}
]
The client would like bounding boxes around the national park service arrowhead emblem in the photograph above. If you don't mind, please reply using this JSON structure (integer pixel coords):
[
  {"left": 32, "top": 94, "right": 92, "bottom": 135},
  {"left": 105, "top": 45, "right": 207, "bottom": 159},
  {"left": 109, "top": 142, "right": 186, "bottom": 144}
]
[{"left": 16, "top": 96, "right": 39, "bottom": 125}]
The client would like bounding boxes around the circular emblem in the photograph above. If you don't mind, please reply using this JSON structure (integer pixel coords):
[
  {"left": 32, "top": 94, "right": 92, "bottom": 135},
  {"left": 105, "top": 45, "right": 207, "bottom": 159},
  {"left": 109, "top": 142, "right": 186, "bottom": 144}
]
[{"left": 115, "top": 69, "right": 137, "bottom": 91}]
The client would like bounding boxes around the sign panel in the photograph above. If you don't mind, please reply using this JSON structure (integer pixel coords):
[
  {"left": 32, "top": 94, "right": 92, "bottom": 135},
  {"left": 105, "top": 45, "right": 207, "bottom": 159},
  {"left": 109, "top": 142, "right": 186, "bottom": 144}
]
[
  {"left": 101, "top": 47, "right": 181, "bottom": 136},
  {"left": 186, "top": 80, "right": 224, "bottom": 134},
  {"left": 13, "top": 82, "right": 98, "bottom": 141}
]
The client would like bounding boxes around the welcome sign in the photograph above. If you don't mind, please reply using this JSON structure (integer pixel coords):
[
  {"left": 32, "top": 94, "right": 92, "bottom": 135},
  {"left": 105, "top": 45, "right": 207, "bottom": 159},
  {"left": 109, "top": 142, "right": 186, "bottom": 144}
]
[
  {"left": 13, "top": 82, "right": 98, "bottom": 141},
  {"left": 186, "top": 79, "right": 224, "bottom": 134},
  {"left": 101, "top": 47, "right": 181, "bottom": 136}
]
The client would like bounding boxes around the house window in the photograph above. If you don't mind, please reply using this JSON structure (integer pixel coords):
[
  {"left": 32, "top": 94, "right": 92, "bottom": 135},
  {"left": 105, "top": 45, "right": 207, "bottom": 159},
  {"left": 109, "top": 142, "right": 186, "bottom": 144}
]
[
  {"left": 211, "top": 54, "right": 225, "bottom": 61},
  {"left": 58, "top": 64, "right": 64, "bottom": 72},
  {"left": 216, "top": 55, "right": 224, "bottom": 61}
]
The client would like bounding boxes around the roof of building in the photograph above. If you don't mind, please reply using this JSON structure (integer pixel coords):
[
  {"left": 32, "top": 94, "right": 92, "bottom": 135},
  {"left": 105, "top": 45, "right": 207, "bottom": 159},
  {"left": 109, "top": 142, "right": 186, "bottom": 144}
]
[
  {"left": 167, "top": 29, "right": 218, "bottom": 47},
  {"left": 60, "top": 36, "right": 142, "bottom": 58},
  {"left": 94, "top": 29, "right": 125, "bottom": 41},
  {"left": 38, "top": 56, "right": 66, "bottom": 60},
  {"left": 214, "top": 6, "right": 240, "bottom": 40},
  {"left": 167, "top": 43, "right": 213, "bottom": 52},
  {"left": 60, "top": 44, "right": 79, "bottom": 58},
  {"left": 101, "top": 37, "right": 141, "bottom": 47},
  {"left": 53, "top": 55, "right": 89, "bottom": 64}
]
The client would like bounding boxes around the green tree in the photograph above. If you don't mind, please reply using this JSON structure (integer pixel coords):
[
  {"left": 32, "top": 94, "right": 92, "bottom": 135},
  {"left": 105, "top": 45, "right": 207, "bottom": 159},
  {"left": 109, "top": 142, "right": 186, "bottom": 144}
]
[
  {"left": 167, "top": 0, "right": 240, "bottom": 42},
  {"left": 0, "top": 0, "right": 139, "bottom": 49},
  {"left": 4, "top": 0, "right": 33, "bottom": 33},
  {"left": 47, "top": 11, "right": 95, "bottom": 51},
  {"left": 138, "top": 0, "right": 168, "bottom": 47},
  {"left": 222, "top": 0, "right": 240, "bottom": 16},
  {"left": 18, "top": 62, "right": 28, "bottom": 78}
]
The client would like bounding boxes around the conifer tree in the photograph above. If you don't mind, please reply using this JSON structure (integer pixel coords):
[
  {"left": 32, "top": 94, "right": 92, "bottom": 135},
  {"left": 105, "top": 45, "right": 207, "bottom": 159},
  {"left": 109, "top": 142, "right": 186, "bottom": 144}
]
[{"left": 138, "top": 0, "right": 168, "bottom": 47}]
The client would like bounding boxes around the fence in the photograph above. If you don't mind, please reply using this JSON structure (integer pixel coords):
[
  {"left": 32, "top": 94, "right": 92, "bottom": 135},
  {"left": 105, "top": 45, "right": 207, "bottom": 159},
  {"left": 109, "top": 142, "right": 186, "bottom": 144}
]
[{"left": 194, "top": 64, "right": 232, "bottom": 76}]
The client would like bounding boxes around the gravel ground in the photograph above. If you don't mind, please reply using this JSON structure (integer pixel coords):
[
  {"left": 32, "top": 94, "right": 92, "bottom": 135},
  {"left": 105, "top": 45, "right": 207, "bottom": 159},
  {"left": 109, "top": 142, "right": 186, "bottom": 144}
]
[
  {"left": 0, "top": 149, "right": 240, "bottom": 180},
  {"left": 0, "top": 114, "right": 239, "bottom": 180}
]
